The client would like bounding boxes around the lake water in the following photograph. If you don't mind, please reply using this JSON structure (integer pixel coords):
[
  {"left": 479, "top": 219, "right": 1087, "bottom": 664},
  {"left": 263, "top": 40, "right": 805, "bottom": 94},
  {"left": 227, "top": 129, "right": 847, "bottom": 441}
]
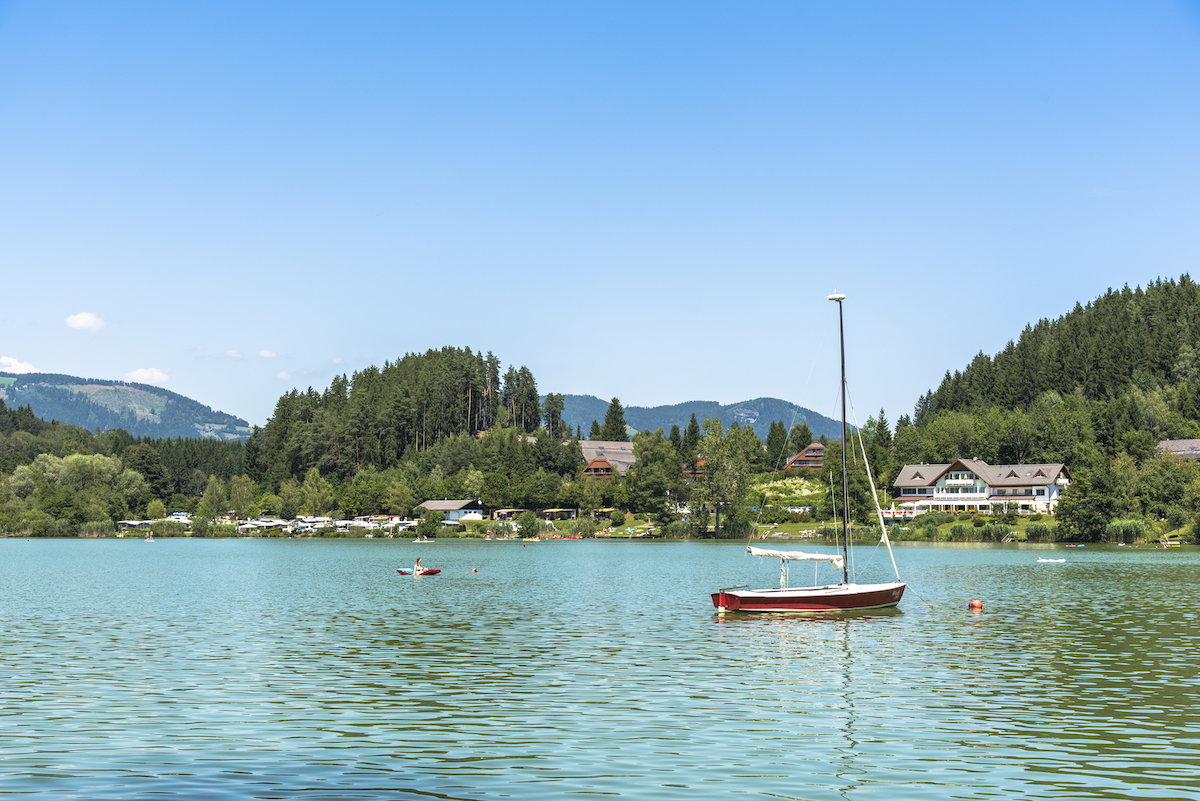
[{"left": 2, "top": 537, "right": 1198, "bottom": 800}]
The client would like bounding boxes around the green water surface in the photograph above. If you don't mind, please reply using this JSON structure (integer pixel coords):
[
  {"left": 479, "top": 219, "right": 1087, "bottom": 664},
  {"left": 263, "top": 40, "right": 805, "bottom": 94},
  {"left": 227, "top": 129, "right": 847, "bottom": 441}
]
[{"left": 1, "top": 538, "right": 1197, "bottom": 800}]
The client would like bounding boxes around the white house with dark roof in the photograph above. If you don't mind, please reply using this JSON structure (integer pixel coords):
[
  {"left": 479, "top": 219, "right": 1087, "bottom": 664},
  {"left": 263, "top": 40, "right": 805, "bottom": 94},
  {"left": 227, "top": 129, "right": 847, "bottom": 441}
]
[
  {"left": 415, "top": 499, "right": 484, "bottom": 524},
  {"left": 892, "top": 458, "right": 1071, "bottom": 515}
]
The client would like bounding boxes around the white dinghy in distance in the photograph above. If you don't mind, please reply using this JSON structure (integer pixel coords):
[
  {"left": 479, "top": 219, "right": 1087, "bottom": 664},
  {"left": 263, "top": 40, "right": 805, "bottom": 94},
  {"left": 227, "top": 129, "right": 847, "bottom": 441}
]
[{"left": 712, "top": 292, "right": 907, "bottom": 613}]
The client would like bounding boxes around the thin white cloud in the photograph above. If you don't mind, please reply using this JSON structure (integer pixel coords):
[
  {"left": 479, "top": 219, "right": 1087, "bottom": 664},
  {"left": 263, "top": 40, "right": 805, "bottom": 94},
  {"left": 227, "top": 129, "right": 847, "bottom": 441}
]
[
  {"left": 275, "top": 371, "right": 291, "bottom": 380},
  {"left": 1, "top": 356, "right": 38, "bottom": 373},
  {"left": 332, "top": 358, "right": 342, "bottom": 365},
  {"left": 226, "top": 350, "right": 242, "bottom": 359},
  {"left": 125, "top": 367, "right": 169, "bottom": 384},
  {"left": 259, "top": 349, "right": 276, "bottom": 358},
  {"left": 65, "top": 312, "right": 106, "bottom": 333}
]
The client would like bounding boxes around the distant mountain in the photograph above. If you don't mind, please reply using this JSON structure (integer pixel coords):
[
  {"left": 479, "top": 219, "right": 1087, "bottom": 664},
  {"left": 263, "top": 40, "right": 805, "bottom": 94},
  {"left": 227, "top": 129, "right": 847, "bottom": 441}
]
[
  {"left": 560, "top": 395, "right": 843, "bottom": 440},
  {"left": 0, "top": 372, "right": 251, "bottom": 441}
]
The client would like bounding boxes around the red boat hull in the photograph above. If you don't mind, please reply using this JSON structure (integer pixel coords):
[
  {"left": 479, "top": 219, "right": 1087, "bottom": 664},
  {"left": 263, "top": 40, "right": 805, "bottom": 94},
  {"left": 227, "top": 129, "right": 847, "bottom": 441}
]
[
  {"left": 397, "top": 569, "right": 441, "bottom": 575},
  {"left": 712, "top": 582, "right": 906, "bottom": 613}
]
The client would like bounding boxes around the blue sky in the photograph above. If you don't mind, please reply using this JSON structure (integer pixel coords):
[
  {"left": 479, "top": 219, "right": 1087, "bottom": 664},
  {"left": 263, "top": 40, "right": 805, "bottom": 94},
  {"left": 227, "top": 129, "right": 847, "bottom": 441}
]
[{"left": 2, "top": 1, "right": 1198, "bottom": 430}]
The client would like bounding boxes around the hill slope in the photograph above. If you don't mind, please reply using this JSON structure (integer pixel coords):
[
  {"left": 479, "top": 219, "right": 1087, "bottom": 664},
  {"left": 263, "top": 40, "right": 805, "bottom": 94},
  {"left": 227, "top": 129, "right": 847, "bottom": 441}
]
[
  {"left": 561, "top": 395, "right": 843, "bottom": 440},
  {"left": 0, "top": 372, "right": 251, "bottom": 441},
  {"left": 915, "top": 276, "right": 1200, "bottom": 424}
]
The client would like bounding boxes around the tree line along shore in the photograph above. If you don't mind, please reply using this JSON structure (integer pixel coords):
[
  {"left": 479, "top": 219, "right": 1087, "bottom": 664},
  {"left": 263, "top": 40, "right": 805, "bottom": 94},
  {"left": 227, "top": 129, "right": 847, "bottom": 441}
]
[{"left": 6, "top": 277, "right": 1200, "bottom": 544}]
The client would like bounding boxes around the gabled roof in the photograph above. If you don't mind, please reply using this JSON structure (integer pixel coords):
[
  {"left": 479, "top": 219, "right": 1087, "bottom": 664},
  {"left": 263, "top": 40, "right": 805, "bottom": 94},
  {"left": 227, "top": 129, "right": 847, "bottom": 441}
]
[
  {"left": 416, "top": 499, "right": 483, "bottom": 512},
  {"left": 893, "top": 464, "right": 949, "bottom": 487},
  {"left": 893, "top": 460, "right": 1070, "bottom": 488},
  {"left": 985, "top": 463, "right": 1069, "bottom": 487},
  {"left": 579, "top": 440, "right": 636, "bottom": 475}
]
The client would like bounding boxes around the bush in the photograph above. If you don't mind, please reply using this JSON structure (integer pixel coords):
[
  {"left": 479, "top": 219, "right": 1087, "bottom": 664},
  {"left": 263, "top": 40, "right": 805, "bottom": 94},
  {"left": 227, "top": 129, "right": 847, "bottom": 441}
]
[
  {"left": 149, "top": 520, "right": 189, "bottom": 537},
  {"left": 79, "top": 520, "right": 115, "bottom": 537},
  {"left": 913, "top": 512, "right": 955, "bottom": 528},
  {"left": 978, "top": 523, "right": 1010, "bottom": 541},
  {"left": 1025, "top": 522, "right": 1054, "bottom": 542},
  {"left": 517, "top": 511, "right": 541, "bottom": 538},
  {"left": 720, "top": 518, "right": 756, "bottom": 538},
  {"left": 662, "top": 520, "right": 693, "bottom": 538},
  {"left": 416, "top": 510, "right": 444, "bottom": 539},
  {"left": 1028, "top": 512, "right": 1044, "bottom": 522},
  {"left": 610, "top": 510, "right": 626, "bottom": 527},
  {"left": 949, "top": 523, "right": 972, "bottom": 540},
  {"left": 1165, "top": 507, "right": 1187, "bottom": 532},
  {"left": 922, "top": 523, "right": 940, "bottom": 540},
  {"left": 566, "top": 518, "right": 601, "bottom": 538},
  {"left": 1105, "top": 518, "right": 1153, "bottom": 544}
]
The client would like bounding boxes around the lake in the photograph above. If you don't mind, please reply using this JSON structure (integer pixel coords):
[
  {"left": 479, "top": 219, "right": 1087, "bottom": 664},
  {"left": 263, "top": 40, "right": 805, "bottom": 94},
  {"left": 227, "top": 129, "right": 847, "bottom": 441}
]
[{"left": 1, "top": 537, "right": 1197, "bottom": 800}]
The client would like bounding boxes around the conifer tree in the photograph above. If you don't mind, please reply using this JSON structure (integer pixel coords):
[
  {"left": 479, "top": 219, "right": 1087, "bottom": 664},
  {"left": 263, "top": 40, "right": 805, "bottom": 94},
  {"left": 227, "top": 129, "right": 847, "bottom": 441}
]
[
  {"left": 764, "top": 420, "right": 788, "bottom": 468},
  {"left": 600, "top": 398, "right": 628, "bottom": 441}
]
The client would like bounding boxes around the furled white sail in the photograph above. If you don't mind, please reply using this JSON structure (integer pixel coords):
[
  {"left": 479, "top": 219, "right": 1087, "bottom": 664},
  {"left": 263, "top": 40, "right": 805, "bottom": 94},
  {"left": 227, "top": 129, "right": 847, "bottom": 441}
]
[{"left": 746, "top": 546, "right": 844, "bottom": 570}]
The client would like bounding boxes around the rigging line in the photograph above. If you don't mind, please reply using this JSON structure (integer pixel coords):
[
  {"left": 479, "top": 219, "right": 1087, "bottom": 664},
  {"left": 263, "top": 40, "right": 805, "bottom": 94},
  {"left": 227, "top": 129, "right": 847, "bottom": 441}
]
[
  {"left": 847, "top": 386, "right": 902, "bottom": 583},
  {"left": 905, "top": 582, "right": 936, "bottom": 610}
]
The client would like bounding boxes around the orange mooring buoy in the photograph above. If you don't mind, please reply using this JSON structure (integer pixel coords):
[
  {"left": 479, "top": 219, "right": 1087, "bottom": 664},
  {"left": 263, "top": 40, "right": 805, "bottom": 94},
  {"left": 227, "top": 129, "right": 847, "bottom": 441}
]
[{"left": 968, "top": 599, "right": 983, "bottom": 610}]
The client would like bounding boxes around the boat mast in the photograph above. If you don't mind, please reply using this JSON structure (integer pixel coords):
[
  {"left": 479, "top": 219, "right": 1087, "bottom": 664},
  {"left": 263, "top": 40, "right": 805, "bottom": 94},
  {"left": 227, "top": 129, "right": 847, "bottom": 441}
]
[{"left": 828, "top": 292, "right": 850, "bottom": 585}]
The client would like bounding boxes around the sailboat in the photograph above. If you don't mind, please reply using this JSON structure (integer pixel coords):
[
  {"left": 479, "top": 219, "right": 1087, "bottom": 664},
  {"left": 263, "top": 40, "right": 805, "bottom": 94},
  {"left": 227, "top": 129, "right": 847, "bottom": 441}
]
[{"left": 711, "top": 293, "right": 907, "bottom": 613}]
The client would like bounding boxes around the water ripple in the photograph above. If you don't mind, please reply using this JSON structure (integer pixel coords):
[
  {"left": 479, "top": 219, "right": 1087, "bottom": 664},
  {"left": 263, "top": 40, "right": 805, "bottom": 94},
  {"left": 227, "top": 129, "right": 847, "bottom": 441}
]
[{"left": 1, "top": 539, "right": 1197, "bottom": 799}]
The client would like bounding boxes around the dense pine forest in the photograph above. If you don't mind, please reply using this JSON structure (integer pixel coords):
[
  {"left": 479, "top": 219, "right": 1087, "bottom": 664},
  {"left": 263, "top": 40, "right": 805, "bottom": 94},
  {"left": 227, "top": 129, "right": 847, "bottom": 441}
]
[
  {"left": 6, "top": 279, "right": 1200, "bottom": 542},
  {"left": 886, "top": 276, "right": 1200, "bottom": 540}
]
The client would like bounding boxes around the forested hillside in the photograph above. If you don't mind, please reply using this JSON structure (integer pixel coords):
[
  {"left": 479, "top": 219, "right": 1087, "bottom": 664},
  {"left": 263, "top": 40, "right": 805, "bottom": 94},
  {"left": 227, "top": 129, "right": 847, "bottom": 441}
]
[
  {"left": 0, "top": 397, "right": 244, "bottom": 533},
  {"left": 890, "top": 275, "right": 1200, "bottom": 540},
  {"left": 0, "top": 373, "right": 250, "bottom": 440},
  {"left": 11, "top": 281, "right": 1200, "bottom": 545}
]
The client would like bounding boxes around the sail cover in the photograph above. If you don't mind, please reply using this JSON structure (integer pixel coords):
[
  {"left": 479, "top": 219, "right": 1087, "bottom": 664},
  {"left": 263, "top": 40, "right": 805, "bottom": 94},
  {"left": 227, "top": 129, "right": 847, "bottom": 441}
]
[{"left": 747, "top": 546, "right": 844, "bottom": 570}]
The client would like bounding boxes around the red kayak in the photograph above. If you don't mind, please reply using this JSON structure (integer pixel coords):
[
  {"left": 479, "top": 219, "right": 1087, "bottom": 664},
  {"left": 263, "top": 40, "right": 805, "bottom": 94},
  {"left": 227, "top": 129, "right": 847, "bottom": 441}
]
[{"left": 397, "top": 569, "right": 441, "bottom": 575}]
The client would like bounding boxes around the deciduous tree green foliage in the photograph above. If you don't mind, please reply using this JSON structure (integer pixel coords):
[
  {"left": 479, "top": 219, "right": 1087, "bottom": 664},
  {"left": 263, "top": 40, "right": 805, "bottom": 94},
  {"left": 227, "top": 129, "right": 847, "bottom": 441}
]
[
  {"left": 415, "top": 509, "right": 444, "bottom": 539},
  {"left": 600, "top": 398, "right": 628, "bottom": 441},
  {"left": 627, "top": 429, "right": 683, "bottom": 525},
  {"left": 517, "top": 509, "right": 540, "bottom": 538},
  {"left": 229, "top": 475, "right": 256, "bottom": 519},
  {"left": 692, "top": 418, "right": 752, "bottom": 537},
  {"left": 301, "top": 468, "right": 334, "bottom": 516},
  {"left": 818, "top": 439, "right": 874, "bottom": 526},
  {"left": 0, "top": 453, "right": 149, "bottom": 533}
]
